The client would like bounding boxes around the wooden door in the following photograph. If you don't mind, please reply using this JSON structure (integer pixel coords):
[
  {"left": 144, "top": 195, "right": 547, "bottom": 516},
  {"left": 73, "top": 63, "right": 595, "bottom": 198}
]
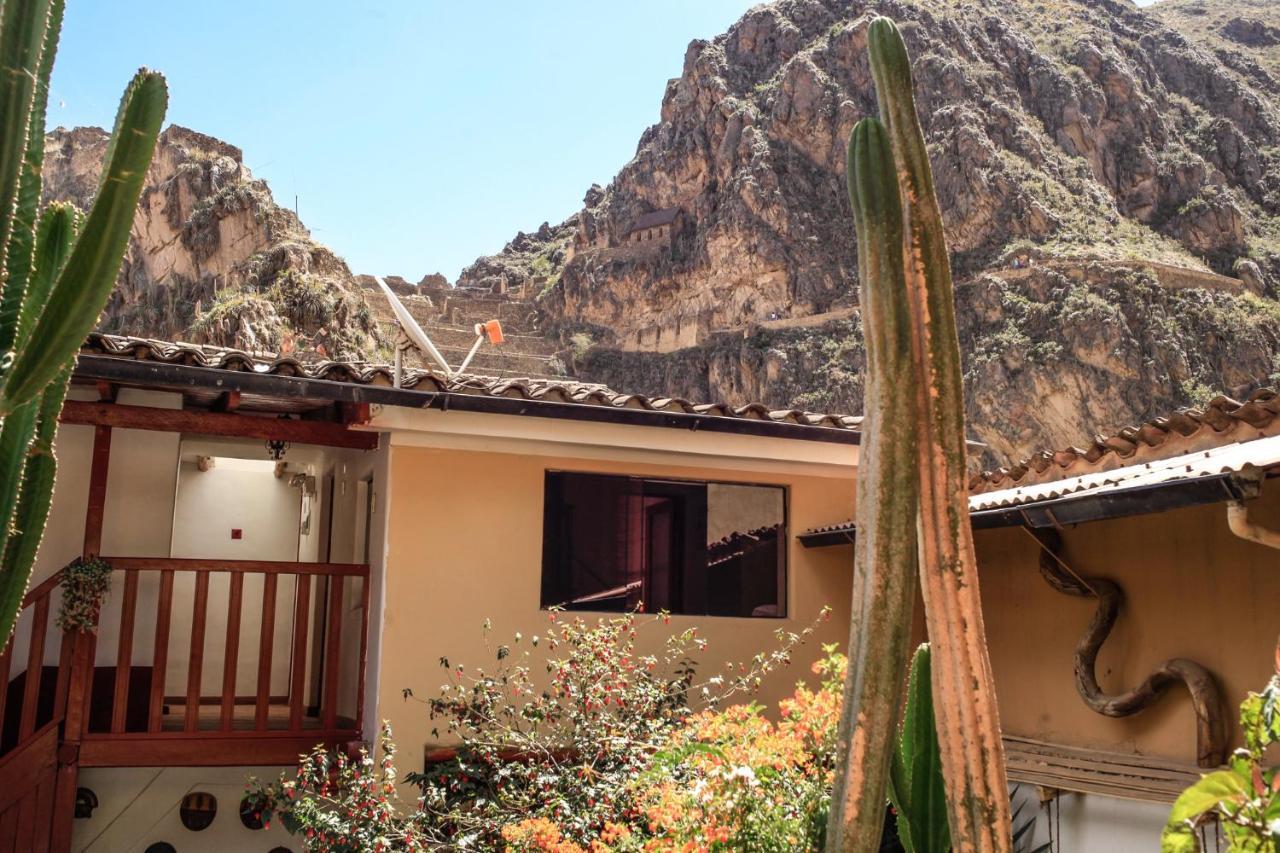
[{"left": 0, "top": 722, "right": 59, "bottom": 852}]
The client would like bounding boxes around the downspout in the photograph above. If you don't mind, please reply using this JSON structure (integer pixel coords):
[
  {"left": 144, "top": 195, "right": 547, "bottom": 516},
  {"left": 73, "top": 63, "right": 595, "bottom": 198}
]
[{"left": 1227, "top": 501, "right": 1280, "bottom": 550}]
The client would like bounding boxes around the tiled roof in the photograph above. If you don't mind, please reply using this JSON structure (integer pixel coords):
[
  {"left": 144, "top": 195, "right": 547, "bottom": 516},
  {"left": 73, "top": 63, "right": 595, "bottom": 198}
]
[
  {"left": 800, "top": 389, "right": 1280, "bottom": 542},
  {"left": 79, "top": 333, "right": 862, "bottom": 433},
  {"left": 969, "top": 390, "right": 1280, "bottom": 494}
]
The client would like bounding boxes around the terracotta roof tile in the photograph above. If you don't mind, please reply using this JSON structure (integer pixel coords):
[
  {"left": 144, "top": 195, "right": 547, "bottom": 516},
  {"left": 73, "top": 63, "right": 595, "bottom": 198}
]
[
  {"left": 80, "top": 333, "right": 861, "bottom": 436},
  {"left": 970, "top": 390, "right": 1280, "bottom": 494}
]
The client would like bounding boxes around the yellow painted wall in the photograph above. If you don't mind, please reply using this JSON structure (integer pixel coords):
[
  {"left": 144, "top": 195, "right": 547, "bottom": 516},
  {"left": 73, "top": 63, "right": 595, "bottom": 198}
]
[
  {"left": 376, "top": 444, "right": 856, "bottom": 771},
  {"left": 978, "top": 485, "right": 1280, "bottom": 764}
]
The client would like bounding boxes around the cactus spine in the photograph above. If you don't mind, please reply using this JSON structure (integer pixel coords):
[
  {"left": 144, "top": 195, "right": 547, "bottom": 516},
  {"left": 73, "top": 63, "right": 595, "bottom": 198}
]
[
  {"left": 0, "top": 0, "right": 168, "bottom": 642},
  {"left": 830, "top": 17, "right": 1012, "bottom": 852}
]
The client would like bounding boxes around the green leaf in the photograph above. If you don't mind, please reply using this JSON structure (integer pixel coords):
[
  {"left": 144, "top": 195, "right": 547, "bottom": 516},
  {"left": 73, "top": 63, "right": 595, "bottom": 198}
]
[
  {"left": 1167, "top": 770, "right": 1248, "bottom": 827},
  {"left": 0, "top": 68, "right": 167, "bottom": 412},
  {"left": 1159, "top": 825, "right": 1200, "bottom": 853}
]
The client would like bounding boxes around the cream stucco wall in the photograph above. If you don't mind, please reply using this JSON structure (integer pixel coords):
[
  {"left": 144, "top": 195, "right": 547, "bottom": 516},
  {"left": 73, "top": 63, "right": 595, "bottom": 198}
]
[
  {"left": 978, "top": 483, "right": 1280, "bottom": 764},
  {"left": 71, "top": 765, "right": 297, "bottom": 852},
  {"left": 374, "top": 440, "right": 856, "bottom": 776}
]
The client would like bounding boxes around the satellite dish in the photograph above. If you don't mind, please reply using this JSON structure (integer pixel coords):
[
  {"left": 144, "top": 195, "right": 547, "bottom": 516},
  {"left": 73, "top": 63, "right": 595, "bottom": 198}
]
[{"left": 374, "top": 276, "right": 453, "bottom": 376}]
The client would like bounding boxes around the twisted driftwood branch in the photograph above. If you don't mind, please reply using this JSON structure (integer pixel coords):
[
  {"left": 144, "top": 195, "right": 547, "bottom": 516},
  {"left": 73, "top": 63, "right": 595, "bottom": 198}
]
[{"left": 1032, "top": 529, "right": 1226, "bottom": 767}]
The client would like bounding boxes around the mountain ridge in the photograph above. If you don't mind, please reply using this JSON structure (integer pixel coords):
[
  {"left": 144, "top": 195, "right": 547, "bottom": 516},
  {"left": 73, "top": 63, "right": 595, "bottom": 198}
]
[
  {"left": 457, "top": 0, "right": 1280, "bottom": 461},
  {"left": 42, "top": 0, "right": 1280, "bottom": 463}
]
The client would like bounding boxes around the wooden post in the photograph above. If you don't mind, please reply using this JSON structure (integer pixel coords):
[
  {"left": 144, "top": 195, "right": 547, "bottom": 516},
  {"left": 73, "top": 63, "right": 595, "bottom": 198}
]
[
  {"left": 219, "top": 574, "right": 244, "bottom": 731},
  {"left": 254, "top": 574, "right": 278, "bottom": 731},
  {"left": 288, "top": 575, "right": 311, "bottom": 731},
  {"left": 50, "top": 425, "right": 112, "bottom": 853},
  {"left": 185, "top": 572, "right": 210, "bottom": 733},
  {"left": 321, "top": 577, "right": 344, "bottom": 731},
  {"left": 110, "top": 571, "right": 138, "bottom": 733},
  {"left": 147, "top": 571, "right": 174, "bottom": 733}
]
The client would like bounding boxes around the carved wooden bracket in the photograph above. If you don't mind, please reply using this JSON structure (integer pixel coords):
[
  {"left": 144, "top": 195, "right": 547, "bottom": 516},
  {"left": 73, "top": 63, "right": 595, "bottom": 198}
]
[{"left": 1031, "top": 529, "right": 1226, "bottom": 767}]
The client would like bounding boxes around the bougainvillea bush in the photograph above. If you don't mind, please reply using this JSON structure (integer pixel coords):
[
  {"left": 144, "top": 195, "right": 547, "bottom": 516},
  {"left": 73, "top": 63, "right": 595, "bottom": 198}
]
[{"left": 249, "top": 607, "right": 833, "bottom": 850}]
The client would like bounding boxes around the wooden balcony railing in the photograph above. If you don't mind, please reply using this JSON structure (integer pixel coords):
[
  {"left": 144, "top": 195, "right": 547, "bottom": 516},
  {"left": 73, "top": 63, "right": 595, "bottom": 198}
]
[
  {"left": 76, "top": 557, "right": 370, "bottom": 767},
  {"left": 0, "top": 572, "right": 69, "bottom": 760},
  {"left": 0, "top": 557, "right": 369, "bottom": 769}
]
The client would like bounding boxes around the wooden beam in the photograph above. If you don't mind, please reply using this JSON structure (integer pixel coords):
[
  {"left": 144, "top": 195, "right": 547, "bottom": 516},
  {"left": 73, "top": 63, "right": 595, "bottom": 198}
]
[
  {"left": 60, "top": 401, "right": 378, "bottom": 450},
  {"left": 106, "top": 557, "right": 368, "bottom": 578},
  {"left": 83, "top": 426, "right": 112, "bottom": 558},
  {"left": 340, "top": 402, "right": 371, "bottom": 424},
  {"left": 211, "top": 390, "right": 241, "bottom": 413},
  {"left": 79, "top": 733, "right": 359, "bottom": 768}
]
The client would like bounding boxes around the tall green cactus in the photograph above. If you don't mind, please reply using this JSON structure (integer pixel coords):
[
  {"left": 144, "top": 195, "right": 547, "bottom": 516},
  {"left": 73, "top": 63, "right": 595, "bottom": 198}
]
[
  {"left": 827, "top": 116, "right": 922, "bottom": 848},
  {"left": 0, "top": 0, "right": 168, "bottom": 642},
  {"left": 829, "top": 17, "right": 1011, "bottom": 852}
]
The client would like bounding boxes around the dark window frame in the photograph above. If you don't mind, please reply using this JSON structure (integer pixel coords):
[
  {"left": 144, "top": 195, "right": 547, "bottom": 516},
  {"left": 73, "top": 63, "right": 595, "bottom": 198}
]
[{"left": 539, "top": 470, "right": 789, "bottom": 619}]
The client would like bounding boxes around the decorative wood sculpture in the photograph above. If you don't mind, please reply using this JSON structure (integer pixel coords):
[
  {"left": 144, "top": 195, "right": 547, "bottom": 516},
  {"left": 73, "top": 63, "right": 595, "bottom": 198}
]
[{"left": 1033, "top": 529, "right": 1226, "bottom": 767}]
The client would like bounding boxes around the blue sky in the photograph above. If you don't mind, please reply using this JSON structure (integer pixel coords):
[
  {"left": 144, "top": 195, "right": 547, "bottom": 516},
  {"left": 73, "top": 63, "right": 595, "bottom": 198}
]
[{"left": 48, "top": 2, "right": 757, "bottom": 281}]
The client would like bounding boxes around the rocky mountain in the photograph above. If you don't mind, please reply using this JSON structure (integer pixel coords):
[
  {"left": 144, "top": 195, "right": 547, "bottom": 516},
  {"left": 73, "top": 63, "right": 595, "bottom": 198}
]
[
  {"left": 43, "top": 125, "right": 384, "bottom": 361},
  {"left": 1153, "top": 0, "right": 1280, "bottom": 85},
  {"left": 463, "top": 0, "right": 1280, "bottom": 463}
]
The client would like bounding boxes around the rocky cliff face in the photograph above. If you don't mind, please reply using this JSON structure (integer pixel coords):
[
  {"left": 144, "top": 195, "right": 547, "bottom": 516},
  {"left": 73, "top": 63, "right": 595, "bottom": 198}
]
[
  {"left": 464, "top": 0, "right": 1280, "bottom": 462},
  {"left": 43, "top": 125, "right": 384, "bottom": 360}
]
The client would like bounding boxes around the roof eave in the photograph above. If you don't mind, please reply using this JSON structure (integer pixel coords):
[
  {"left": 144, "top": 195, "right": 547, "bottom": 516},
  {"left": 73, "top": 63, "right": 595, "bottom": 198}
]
[
  {"left": 73, "top": 354, "right": 860, "bottom": 446},
  {"left": 799, "top": 469, "right": 1267, "bottom": 548}
]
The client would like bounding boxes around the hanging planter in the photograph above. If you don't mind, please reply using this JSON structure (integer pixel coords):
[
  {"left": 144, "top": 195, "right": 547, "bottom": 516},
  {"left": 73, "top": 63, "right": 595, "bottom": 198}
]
[{"left": 57, "top": 558, "right": 113, "bottom": 633}]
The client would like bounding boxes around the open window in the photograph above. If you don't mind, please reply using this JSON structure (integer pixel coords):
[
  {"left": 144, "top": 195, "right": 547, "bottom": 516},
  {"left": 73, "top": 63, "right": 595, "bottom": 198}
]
[{"left": 540, "top": 472, "right": 787, "bottom": 618}]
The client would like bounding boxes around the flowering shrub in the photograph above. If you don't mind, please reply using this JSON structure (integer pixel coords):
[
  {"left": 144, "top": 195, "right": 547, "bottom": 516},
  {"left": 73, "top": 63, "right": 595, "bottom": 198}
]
[
  {"left": 252, "top": 607, "right": 830, "bottom": 850},
  {"left": 617, "top": 645, "right": 846, "bottom": 851},
  {"left": 409, "top": 609, "right": 828, "bottom": 847},
  {"left": 247, "top": 723, "right": 435, "bottom": 852}
]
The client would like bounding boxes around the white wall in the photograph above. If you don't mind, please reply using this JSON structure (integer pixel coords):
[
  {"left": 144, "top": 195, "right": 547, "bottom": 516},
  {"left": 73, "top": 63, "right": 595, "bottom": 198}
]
[
  {"left": 326, "top": 448, "right": 383, "bottom": 726},
  {"left": 1036, "top": 791, "right": 1184, "bottom": 853},
  {"left": 72, "top": 765, "right": 299, "bottom": 852},
  {"left": 166, "top": 455, "right": 302, "bottom": 696},
  {"left": 171, "top": 458, "right": 302, "bottom": 561},
  {"left": 12, "top": 388, "right": 181, "bottom": 673}
]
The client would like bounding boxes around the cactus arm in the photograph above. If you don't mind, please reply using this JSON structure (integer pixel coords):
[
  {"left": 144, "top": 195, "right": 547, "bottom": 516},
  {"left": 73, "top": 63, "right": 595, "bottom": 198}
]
[
  {"left": 0, "top": 68, "right": 166, "bottom": 413},
  {"left": 0, "top": 201, "right": 77, "bottom": 640},
  {"left": 0, "top": 399, "right": 39, "bottom": 563},
  {"left": 889, "top": 644, "right": 950, "bottom": 853},
  {"left": 0, "top": 0, "right": 53, "bottom": 264},
  {"left": 825, "top": 117, "right": 921, "bottom": 851},
  {"left": 0, "top": 0, "right": 63, "bottom": 362},
  {"left": 867, "top": 16, "right": 1012, "bottom": 851},
  {"left": 0, "top": 367, "right": 66, "bottom": 641},
  {"left": 16, "top": 202, "right": 78, "bottom": 355}
]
